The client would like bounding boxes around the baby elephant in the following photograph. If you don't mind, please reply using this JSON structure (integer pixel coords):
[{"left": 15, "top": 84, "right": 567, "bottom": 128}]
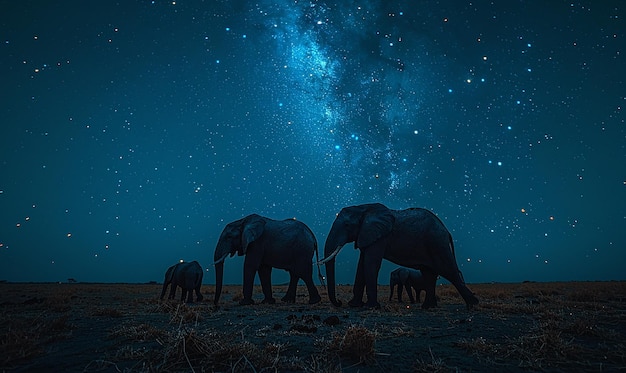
[
  {"left": 160, "top": 261, "right": 204, "bottom": 303},
  {"left": 389, "top": 267, "right": 432, "bottom": 304}
]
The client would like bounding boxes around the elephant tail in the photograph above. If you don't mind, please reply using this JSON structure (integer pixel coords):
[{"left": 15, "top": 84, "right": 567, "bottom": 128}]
[
  {"left": 449, "top": 234, "right": 468, "bottom": 284},
  {"left": 302, "top": 224, "right": 325, "bottom": 289},
  {"left": 448, "top": 233, "right": 456, "bottom": 258}
]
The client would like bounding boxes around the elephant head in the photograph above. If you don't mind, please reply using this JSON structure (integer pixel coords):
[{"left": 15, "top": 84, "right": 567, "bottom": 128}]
[
  {"left": 321, "top": 203, "right": 394, "bottom": 306},
  {"left": 213, "top": 214, "right": 266, "bottom": 305}
]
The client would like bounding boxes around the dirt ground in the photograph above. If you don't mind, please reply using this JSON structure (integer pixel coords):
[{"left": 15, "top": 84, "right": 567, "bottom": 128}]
[{"left": 1, "top": 281, "right": 625, "bottom": 372}]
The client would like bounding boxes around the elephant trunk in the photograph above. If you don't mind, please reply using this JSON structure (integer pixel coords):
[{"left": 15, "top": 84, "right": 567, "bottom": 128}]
[
  {"left": 160, "top": 266, "right": 174, "bottom": 300},
  {"left": 213, "top": 236, "right": 232, "bottom": 306},
  {"left": 323, "top": 220, "right": 350, "bottom": 307},
  {"left": 160, "top": 282, "right": 168, "bottom": 299},
  {"left": 323, "top": 226, "right": 347, "bottom": 307},
  {"left": 214, "top": 262, "right": 224, "bottom": 305},
  {"left": 325, "top": 257, "right": 342, "bottom": 307}
]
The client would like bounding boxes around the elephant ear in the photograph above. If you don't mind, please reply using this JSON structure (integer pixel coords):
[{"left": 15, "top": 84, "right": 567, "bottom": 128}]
[
  {"left": 357, "top": 209, "right": 394, "bottom": 248},
  {"left": 241, "top": 216, "right": 266, "bottom": 255}
]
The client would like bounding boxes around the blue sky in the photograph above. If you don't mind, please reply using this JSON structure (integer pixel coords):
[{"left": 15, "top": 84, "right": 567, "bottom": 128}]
[{"left": 1, "top": 1, "right": 624, "bottom": 284}]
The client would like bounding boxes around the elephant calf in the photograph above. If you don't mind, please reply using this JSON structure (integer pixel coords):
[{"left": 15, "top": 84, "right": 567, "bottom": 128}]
[
  {"left": 389, "top": 267, "right": 433, "bottom": 304},
  {"left": 160, "top": 260, "right": 204, "bottom": 303}
]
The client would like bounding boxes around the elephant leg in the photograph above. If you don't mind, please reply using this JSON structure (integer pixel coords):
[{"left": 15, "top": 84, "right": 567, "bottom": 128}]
[
  {"left": 168, "top": 284, "right": 177, "bottom": 300},
  {"left": 160, "top": 283, "right": 169, "bottom": 300},
  {"left": 407, "top": 285, "right": 416, "bottom": 304},
  {"left": 389, "top": 283, "right": 394, "bottom": 302},
  {"left": 195, "top": 286, "right": 204, "bottom": 302},
  {"left": 293, "top": 263, "right": 321, "bottom": 304},
  {"left": 397, "top": 283, "right": 404, "bottom": 302},
  {"left": 302, "top": 273, "right": 321, "bottom": 304},
  {"left": 281, "top": 274, "right": 298, "bottom": 303},
  {"left": 362, "top": 250, "right": 383, "bottom": 309},
  {"left": 258, "top": 265, "right": 275, "bottom": 304},
  {"left": 348, "top": 254, "right": 366, "bottom": 307},
  {"left": 421, "top": 270, "right": 438, "bottom": 309},
  {"left": 186, "top": 288, "right": 194, "bottom": 303},
  {"left": 449, "top": 278, "right": 479, "bottom": 309},
  {"left": 240, "top": 260, "right": 256, "bottom": 305}
]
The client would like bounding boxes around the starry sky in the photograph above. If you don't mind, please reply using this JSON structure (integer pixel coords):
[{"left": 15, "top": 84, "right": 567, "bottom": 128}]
[{"left": 1, "top": 1, "right": 624, "bottom": 285}]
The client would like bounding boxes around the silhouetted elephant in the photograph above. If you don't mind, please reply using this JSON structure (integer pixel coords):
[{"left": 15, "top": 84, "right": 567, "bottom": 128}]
[
  {"left": 160, "top": 261, "right": 204, "bottom": 303},
  {"left": 321, "top": 203, "right": 478, "bottom": 309},
  {"left": 389, "top": 267, "right": 432, "bottom": 304},
  {"left": 213, "top": 214, "right": 322, "bottom": 306}
]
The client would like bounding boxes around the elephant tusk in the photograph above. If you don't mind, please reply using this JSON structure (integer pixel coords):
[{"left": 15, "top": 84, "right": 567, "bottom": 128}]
[
  {"left": 317, "top": 245, "right": 343, "bottom": 265},
  {"left": 213, "top": 253, "right": 229, "bottom": 265}
]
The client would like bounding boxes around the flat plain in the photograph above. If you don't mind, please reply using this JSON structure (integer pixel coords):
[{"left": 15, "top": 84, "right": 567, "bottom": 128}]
[{"left": 1, "top": 281, "right": 625, "bottom": 372}]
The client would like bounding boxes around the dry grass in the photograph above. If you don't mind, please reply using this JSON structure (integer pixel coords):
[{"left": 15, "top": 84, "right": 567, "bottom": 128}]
[
  {"left": 138, "top": 327, "right": 302, "bottom": 372},
  {"left": 0, "top": 313, "right": 72, "bottom": 368},
  {"left": 329, "top": 325, "right": 377, "bottom": 364},
  {"left": 454, "top": 281, "right": 626, "bottom": 370},
  {"left": 167, "top": 303, "right": 204, "bottom": 325},
  {"left": 151, "top": 300, "right": 207, "bottom": 326},
  {"left": 109, "top": 323, "right": 165, "bottom": 342},
  {"left": 1, "top": 281, "right": 625, "bottom": 372},
  {"left": 413, "top": 347, "right": 450, "bottom": 373},
  {"left": 456, "top": 318, "right": 583, "bottom": 370},
  {"left": 90, "top": 307, "right": 124, "bottom": 318}
]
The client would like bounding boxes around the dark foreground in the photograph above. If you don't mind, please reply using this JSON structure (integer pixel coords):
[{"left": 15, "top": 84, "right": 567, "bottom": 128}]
[{"left": 1, "top": 281, "right": 625, "bottom": 372}]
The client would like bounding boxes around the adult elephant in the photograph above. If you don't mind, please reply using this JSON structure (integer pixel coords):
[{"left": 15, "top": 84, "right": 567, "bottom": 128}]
[
  {"left": 389, "top": 267, "right": 432, "bottom": 304},
  {"left": 321, "top": 203, "right": 478, "bottom": 309},
  {"left": 160, "top": 260, "right": 204, "bottom": 303},
  {"left": 213, "top": 214, "right": 322, "bottom": 306}
]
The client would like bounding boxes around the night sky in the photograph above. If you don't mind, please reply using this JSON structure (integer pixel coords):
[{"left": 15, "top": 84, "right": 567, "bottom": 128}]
[{"left": 1, "top": 1, "right": 624, "bottom": 285}]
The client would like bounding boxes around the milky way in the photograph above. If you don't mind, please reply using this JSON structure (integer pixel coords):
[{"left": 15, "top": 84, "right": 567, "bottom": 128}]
[{"left": 0, "top": 1, "right": 624, "bottom": 284}]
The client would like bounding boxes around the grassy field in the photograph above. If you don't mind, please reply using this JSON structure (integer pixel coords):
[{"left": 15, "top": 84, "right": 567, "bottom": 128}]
[{"left": 1, "top": 281, "right": 625, "bottom": 372}]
